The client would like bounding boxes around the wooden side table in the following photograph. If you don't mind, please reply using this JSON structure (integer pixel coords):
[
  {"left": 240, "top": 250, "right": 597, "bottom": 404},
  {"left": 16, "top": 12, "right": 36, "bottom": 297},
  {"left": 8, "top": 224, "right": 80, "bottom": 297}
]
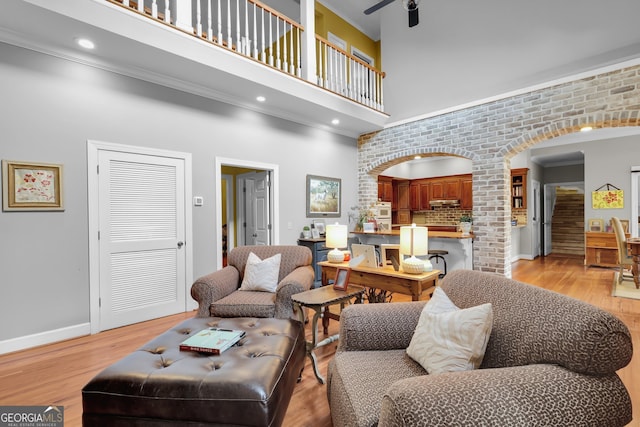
[{"left": 292, "top": 285, "right": 365, "bottom": 384}]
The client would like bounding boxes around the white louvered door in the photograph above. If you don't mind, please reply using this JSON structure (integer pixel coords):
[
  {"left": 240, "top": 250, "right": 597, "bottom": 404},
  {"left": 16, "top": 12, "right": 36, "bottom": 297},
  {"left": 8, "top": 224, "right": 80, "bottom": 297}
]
[{"left": 98, "top": 150, "right": 186, "bottom": 331}]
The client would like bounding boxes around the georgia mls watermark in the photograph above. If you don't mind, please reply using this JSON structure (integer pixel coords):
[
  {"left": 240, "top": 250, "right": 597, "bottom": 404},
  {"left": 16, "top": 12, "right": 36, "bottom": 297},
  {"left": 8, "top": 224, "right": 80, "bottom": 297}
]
[{"left": 0, "top": 406, "right": 63, "bottom": 427}]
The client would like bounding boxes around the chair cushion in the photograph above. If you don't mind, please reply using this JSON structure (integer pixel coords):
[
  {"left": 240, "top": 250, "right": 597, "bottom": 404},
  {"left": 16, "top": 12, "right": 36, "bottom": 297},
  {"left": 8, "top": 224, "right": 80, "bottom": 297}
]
[
  {"left": 328, "top": 349, "right": 425, "bottom": 427},
  {"left": 406, "top": 287, "right": 493, "bottom": 375},
  {"left": 239, "top": 252, "right": 281, "bottom": 292},
  {"left": 211, "top": 290, "right": 276, "bottom": 318}
]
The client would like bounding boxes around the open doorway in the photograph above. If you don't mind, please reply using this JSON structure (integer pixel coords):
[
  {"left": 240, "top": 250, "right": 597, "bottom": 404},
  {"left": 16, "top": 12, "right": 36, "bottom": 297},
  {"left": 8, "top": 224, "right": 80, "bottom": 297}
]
[
  {"left": 542, "top": 182, "right": 584, "bottom": 256},
  {"left": 215, "top": 158, "right": 279, "bottom": 270}
]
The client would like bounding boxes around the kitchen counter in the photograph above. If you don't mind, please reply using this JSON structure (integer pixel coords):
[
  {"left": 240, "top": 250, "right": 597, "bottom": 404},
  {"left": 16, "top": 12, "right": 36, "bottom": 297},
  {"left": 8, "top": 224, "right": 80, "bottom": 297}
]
[
  {"left": 351, "top": 229, "right": 474, "bottom": 270},
  {"left": 352, "top": 230, "right": 473, "bottom": 239}
]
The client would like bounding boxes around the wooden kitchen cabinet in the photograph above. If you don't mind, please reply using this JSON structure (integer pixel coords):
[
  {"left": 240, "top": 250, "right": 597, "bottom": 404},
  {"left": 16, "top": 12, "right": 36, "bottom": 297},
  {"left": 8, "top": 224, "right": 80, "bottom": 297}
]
[
  {"left": 585, "top": 231, "right": 626, "bottom": 267},
  {"left": 396, "top": 181, "right": 410, "bottom": 210},
  {"left": 430, "top": 176, "right": 462, "bottom": 200},
  {"left": 378, "top": 176, "right": 393, "bottom": 202},
  {"left": 419, "top": 180, "right": 431, "bottom": 210},
  {"left": 409, "top": 181, "right": 420, "bottom": 210}
]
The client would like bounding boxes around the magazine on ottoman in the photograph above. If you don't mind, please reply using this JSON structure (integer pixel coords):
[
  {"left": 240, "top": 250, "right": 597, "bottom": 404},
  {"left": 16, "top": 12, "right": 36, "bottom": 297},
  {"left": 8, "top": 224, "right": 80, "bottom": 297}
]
[{"left": 180, "top": 327, "right": 246, "bottom": 354}]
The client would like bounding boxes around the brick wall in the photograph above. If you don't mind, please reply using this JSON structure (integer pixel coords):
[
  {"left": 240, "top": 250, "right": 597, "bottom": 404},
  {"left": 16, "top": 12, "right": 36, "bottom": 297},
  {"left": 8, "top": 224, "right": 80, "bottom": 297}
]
[{"left": 358, "top": 65, "right": 640, "bottom": 276}]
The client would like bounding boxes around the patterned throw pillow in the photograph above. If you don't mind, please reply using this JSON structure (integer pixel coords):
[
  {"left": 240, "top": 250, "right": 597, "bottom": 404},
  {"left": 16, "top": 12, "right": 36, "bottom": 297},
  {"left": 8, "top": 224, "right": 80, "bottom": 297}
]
[
  {"left": 239, "top": 252, "right": 281, "bottom": 292},
  {"left": 406, "top": 287, "right": 493, "bottom": 375}
]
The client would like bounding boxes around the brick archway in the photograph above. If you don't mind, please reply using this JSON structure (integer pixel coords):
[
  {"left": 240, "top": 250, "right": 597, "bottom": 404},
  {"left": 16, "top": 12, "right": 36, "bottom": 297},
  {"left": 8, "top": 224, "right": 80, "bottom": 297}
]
[{"left": 358, "top": 64, "right": 640, "bottom": 276}]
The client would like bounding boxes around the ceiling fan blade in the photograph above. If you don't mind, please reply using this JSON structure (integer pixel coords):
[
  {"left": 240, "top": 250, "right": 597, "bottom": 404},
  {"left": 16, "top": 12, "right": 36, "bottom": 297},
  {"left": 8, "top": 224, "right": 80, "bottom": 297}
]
[
  {"left": 364, "top": 0, "right": 396, "bottom": 15},
  {"left": 408, "top": 8, "right": 419, "bottom": 27}
]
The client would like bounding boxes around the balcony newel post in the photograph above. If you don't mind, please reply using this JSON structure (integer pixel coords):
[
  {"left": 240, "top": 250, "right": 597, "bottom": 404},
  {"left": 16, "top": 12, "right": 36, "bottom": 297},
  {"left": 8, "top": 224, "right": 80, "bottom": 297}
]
[
  {"left": 300, "top": 0, "right": 316, "bottom": 83},
  {"left": 171, "top": 0, "right": 194, "bottom": 32}
]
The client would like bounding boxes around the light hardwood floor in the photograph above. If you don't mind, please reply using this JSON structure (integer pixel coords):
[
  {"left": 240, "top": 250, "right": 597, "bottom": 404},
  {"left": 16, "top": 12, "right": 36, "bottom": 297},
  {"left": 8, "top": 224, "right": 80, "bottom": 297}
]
[{"left": 0, "top": 254, "right": 638, "bottom": 426}]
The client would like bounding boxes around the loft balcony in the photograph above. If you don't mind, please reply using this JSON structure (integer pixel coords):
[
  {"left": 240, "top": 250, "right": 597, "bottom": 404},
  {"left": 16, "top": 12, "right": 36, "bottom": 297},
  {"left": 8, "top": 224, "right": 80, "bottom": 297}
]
[{"left": 2, "top": 0, "right": 389, "bottom": 136}]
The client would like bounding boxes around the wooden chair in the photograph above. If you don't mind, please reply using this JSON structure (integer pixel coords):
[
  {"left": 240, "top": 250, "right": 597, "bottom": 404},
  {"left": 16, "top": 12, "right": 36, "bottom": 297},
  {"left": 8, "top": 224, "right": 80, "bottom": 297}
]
[{"left": 611, "top": 217, "right": 636, "bottom": 286}]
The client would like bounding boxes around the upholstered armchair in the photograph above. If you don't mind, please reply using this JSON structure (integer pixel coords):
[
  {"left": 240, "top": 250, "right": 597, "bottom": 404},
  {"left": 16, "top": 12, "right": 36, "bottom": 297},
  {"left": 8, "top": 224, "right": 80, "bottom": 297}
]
[
  {"left": 327, "top": 270, "right": 633, "bottom": 427},
  {"left": 191, "top": 245, "right": 314, "bottom": 320}
]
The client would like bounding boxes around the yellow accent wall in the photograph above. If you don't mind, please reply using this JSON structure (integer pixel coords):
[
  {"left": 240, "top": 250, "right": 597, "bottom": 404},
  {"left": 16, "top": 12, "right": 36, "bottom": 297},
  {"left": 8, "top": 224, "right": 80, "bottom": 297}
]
[{"left": 315, "top": 2, "right": 381, "bottom": 69}]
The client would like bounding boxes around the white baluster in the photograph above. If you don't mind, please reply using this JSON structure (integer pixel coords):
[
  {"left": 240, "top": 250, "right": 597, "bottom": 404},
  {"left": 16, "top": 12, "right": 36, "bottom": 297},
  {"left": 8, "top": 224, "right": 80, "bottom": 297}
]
[
  {"left": 217, "top": 0, "right": 222, "bottom": 44},
  {"left": 289, "top": 24, "right": 295, "bottom": 75},
  {"left": 164, "top": 0, "right": 170, "bottom": 23},
  {"left": 123, "top": 0, "right": 129, "bottom": 7},
  {"left": 152, "top": 0, "right": 157, "bottom": 18},
  {"left": 296, "top": 28, "right": 302, "bottom": 77},
  {"left": 282, "top": 23, "right": 288, "bottom": 73},
  {"left": 252, "top": 3, "right": 258, "bottom": 59},
  {"left": 260, "top": 8, "right": 265, "bottom": 63},
  {"left": 226, "top": 0, "right": 232, "bottom": 48},
  {"left": 138, "top": 0, "right": 144, "bottom": 13},
  {"left": 323, "top": 43, "right": 328, "bottom": 88},
  {"left": 196, "top": 0, "right": 202, "bottom": 37},
  {"left": 236, "top": 0, "right": 240, "bottom": 52},
  {"left": 207, "top": 0, "right": 213, "bottom": 41},
  {"left": 275, "top": 17, "right": 281, "bottom": 69},
  {"left": 243, "top": 0, "right": 249, "bottom": 55},
  {"left": 268, "top": 12, "right": 273, "bottom": 66}
]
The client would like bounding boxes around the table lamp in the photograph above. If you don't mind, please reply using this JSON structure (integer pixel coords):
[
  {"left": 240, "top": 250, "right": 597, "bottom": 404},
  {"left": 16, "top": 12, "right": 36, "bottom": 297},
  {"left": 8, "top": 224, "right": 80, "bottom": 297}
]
[
  {"left": 326, "top": 223, "right": 348, "bottom": 263},
  {"left": 400, "top": 223, "right": 429, "bottom": 274}
]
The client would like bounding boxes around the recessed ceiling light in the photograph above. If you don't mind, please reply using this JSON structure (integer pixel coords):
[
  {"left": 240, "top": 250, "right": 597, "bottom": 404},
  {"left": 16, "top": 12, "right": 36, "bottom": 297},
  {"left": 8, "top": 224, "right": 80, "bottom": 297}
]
[
  {"left": 414, "top": 155, "right": 422, "bottom": 160},
  {"left": 580, "top": 126, "right": 593, "bottom": 132},
  {"left": 76, "top": 38, "right": 95, "bottom": 49},
  {"left": 331, "top": 118, "right": 340, "bottom": 125},
  {"left": 256, "top": 96, "right": 266, "bottom": 102}
]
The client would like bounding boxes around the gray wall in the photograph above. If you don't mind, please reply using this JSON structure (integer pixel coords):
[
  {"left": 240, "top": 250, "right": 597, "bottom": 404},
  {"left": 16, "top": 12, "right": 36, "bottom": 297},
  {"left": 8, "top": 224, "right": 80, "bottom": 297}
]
[{"left": 0, "top": 42, "right": 357, "bottom": 343}]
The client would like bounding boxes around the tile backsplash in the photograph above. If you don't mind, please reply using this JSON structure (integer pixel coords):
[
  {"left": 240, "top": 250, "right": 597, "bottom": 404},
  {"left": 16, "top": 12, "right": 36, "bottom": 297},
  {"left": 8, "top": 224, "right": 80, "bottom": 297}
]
[{"left": 411, "top": 207, "right": 473, "bottom": 225}]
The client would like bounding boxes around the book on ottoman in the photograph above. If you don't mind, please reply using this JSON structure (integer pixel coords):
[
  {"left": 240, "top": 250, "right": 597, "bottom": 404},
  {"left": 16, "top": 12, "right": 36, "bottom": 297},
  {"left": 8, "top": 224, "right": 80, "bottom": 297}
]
[{"left": 180, "top": 327, "right": 246, "bottom": 354}]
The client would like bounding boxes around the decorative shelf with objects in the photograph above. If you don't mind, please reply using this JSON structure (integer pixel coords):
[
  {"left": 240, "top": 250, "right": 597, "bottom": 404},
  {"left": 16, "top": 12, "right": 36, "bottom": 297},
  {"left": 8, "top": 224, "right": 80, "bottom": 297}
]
[{"left": 511, "top": 168, "right": 528, "bottom": 210}]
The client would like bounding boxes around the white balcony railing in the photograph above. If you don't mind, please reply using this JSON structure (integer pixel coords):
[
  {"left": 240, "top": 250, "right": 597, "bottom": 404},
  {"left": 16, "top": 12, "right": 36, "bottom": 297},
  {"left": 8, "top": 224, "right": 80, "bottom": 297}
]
[
  {"left": 316, "top": 36, "right": 384, "bottom": 112},
  {"left": 107, "top": 0, "right": 385, "bottom": 113}
]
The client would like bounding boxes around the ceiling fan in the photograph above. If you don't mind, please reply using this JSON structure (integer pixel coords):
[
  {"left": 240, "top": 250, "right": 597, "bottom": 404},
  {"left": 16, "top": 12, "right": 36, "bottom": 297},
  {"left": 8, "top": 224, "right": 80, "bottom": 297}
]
[{"left": 364, "top": 0, "right": 421, "bottom": 28}]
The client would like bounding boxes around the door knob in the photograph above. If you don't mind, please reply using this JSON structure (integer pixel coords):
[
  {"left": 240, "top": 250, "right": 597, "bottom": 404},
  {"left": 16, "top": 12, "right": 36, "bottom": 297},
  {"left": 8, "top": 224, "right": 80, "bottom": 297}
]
[{"left": 177, "top": 241, "right": 184, "bottom": 248}]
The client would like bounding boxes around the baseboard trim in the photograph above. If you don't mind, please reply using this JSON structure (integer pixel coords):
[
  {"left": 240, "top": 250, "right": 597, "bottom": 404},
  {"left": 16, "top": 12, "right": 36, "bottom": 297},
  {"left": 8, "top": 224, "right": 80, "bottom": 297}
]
[{"left": 0, "top": 323, "right": 91, "bottom": 355}]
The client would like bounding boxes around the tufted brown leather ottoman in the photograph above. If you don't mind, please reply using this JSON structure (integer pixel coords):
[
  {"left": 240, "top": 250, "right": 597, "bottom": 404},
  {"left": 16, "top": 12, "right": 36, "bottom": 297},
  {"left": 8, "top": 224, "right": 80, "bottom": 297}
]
[{"left": 82, "top": 317, "right": 305, "bottom": 426}]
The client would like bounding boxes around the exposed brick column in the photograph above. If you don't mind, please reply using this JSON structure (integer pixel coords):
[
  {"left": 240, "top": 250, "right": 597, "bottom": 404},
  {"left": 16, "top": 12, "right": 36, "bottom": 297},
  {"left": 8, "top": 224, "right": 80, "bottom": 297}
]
[{"left": 358, "top": 64, "right": 640, "bottom": 276}]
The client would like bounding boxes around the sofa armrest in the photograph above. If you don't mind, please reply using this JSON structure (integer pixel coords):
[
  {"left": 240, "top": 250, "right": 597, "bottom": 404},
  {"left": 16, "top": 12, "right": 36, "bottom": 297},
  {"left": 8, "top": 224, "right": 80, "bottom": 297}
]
[
  {"left": 190, "top": 266, "right": 240, "bottom": 317},
  {"left": 274, "top": 265, "right": 315, "bottom": 319},
  {"left": 380, "top": 364, "right": 632, "bottom": 427},
  {"left": 337, "top": 301, "right": 426, "bottom": 352}
]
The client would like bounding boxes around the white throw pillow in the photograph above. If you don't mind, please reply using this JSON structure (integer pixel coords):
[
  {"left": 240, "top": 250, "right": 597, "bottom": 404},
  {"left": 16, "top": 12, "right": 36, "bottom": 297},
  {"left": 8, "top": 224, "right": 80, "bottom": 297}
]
[
  {"left": 406, "top": 287, "right": 493, "bottom": 375},
  {"left": 239, "top": 252, "right": 281, "bottom": 293}
]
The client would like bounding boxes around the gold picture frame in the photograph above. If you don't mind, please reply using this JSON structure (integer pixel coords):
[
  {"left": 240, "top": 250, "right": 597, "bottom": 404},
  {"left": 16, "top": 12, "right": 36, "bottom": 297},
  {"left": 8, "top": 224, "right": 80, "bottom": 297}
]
[
  {"left": 2, "top": 160, "right": 64, "bottom": 211},
  {"left": 620, "top": 219, "right": 630, "bottom": 233},
  {"left": 588, "top": 218, "right": 604, "bottom": 232}
]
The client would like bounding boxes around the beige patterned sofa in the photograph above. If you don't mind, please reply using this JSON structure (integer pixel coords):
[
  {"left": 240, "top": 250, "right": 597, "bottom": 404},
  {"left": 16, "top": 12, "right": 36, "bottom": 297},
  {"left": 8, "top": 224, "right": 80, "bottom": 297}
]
[
  {"left": 191, "top": 245, "right": 314, "bottom": 320},
  {"left": 327, "top": 269, "right": 633, "bottom": 427}
]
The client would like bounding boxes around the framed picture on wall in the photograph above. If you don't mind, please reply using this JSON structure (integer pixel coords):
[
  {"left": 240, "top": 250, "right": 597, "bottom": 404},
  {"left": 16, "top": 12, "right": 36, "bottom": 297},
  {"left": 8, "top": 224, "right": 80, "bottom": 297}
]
[
  {"left": 588, "top": 218, "right": 605, "bottom": 232},
  {"left": 306, "top": 175, "right": 341, "bottom": 218},
  {"left": 620, "top": 219, "right": 630, "bottom": 233},
  {"left": 2, "top": 160, "right": 64, "bottom": 211}
]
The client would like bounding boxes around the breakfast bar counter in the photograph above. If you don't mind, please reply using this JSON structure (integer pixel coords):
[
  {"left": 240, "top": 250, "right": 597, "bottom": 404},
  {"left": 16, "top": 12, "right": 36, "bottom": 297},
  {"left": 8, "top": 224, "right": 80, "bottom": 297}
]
[{"left": 351, "top": 229, "right": 474, "bottom": 271}]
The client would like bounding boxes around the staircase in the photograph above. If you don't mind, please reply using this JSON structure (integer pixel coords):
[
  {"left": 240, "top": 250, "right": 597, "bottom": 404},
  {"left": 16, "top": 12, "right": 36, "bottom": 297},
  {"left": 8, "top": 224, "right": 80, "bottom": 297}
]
[{"left": 551, "top": 189, "right": 585, "bottom": 256}]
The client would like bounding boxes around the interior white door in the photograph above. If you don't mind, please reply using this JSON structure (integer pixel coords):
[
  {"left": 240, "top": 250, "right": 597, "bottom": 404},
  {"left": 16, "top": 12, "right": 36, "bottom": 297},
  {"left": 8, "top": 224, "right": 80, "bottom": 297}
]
[
  {"left": 238, "top": 171, "right": 271, "bottom": 246},
  {"left": 98, "top": 150, "right": 186, "bottom": 330},
  {"left": 532, "top": 180, "right": 541, "bottom": 258},
  {"left": 253, "top": 171, "right": 271, "bottom": 246}
]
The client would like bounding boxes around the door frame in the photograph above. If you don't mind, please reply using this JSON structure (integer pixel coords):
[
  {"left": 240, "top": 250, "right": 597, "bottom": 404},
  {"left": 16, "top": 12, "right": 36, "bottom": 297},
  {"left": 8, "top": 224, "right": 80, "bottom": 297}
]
[
  {"left": 631, "top": 166, "right": 640, "bottom": 238},
  {"left": 87, "top": 140, "right": 193, "bottom": 334},
  {"left": 215, "top": 157, "right": 279, "bottom": 270}
]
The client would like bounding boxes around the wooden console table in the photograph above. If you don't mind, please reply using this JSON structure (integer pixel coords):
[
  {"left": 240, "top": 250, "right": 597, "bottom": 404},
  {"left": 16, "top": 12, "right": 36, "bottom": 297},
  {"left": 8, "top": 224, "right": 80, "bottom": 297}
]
[{"left": 318, "top": 261, "right": 440, "bottom": 333}]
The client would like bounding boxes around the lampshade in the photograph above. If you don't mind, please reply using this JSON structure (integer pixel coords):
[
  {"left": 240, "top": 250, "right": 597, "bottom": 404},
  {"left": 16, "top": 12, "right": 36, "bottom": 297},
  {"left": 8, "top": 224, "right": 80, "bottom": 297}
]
[
  {"left": 400, "top": 224, "right": 428, "bottom": 274},
  {"left": 326, "top": 223, "right": 348, "bottom": 263}
]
